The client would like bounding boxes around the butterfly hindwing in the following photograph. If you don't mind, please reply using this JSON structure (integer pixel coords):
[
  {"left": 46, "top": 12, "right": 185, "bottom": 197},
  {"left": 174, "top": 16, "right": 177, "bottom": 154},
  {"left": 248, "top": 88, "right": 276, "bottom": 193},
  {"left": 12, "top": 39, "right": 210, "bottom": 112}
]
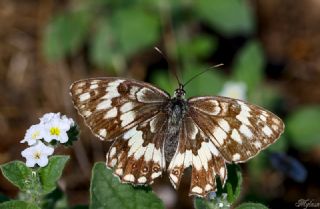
[
  {"left": 188, "top": 96, "right": 285, "bottom": 163},
  {"left": 168, "top": 115, "right": 227, "bottom": 197},
  {"left": 70, "top": 78, "right": 169, "bottom": 141},
  {"left": 106, "top": 112, "right": 168, "bottom": 184}
]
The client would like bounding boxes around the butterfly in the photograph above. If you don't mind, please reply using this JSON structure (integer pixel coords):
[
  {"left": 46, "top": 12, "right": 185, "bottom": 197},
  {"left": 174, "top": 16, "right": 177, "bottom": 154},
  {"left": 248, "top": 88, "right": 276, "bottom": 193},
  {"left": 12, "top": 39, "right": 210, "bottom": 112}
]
[{"left": 70, "top": 77, "right": 284, "bottom": 197}]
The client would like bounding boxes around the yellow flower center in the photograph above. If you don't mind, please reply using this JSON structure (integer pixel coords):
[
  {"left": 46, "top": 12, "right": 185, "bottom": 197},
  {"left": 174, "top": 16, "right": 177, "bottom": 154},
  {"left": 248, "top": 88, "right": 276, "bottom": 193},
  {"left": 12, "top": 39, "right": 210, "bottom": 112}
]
[
  {"left": 33, "top": 151, "right": 41, "bottom": 159},
  {"left": 50, "top": 127, "right": 60, "bottom": 136},
  {"left": 31, "top": 131, "right": 40, "bottom": 140}
]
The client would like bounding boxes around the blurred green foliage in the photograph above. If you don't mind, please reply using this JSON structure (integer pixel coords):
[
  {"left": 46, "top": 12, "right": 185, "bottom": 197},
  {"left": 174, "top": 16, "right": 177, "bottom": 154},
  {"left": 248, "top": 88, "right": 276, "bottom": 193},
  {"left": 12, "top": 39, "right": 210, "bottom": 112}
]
[
  {"left": 232, "top": 40, "right": 264, "bottom": 96},
  {"left": 195, "top": 0, "right": 254, "bottom": 35},
  {"left": 287, "top": 106, "right": 320, "bottom": 150},
  {"left": 43, "top": 0, "right": 254, "bottom": 70}
]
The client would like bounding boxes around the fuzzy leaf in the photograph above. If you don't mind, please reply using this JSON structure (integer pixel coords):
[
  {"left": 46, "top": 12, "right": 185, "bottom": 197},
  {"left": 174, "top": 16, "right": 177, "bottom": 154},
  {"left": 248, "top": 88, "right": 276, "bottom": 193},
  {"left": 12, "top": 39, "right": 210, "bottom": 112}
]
[
  {"left": 0, "top": 161, "right": 33, "bottom": 191},
  {"left": 90, "top": 162, "right": 164, "bottom": 209},
  {"left": 38, "top": 156, "right": 69, "bottom": 194},
  {"left": 0, "top": 200, "right": 40, "bottom": 209}
]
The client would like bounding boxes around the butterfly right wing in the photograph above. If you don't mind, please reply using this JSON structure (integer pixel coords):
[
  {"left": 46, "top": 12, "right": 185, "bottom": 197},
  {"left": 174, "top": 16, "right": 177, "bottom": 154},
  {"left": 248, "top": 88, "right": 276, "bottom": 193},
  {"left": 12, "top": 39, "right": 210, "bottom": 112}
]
[
  {"left": 188, "top": 96, "right": 284, "bottom": 163},
  {"left": 167, "top": 114, "right": 227, "bottom": 197}
]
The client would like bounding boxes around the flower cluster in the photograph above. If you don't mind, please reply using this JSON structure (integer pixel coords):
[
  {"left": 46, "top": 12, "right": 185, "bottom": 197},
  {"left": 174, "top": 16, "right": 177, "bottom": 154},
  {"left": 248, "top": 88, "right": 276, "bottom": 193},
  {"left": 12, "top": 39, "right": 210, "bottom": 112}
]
[{"left": 21, "top": 113, "right": 76, "bottom": 168}]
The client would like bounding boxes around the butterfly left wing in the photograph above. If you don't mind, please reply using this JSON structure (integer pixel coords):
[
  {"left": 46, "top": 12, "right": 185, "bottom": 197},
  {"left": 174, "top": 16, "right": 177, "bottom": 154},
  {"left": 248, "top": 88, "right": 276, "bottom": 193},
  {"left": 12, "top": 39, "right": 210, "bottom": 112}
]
[
  {"left": 70, "top": 77, "right": 170, "bottom": 141},
  {"left": 188, "top": 96, "right": 285, "bottom": 163},
  {"left": 106, "top": 111, "right": 168, "bottom": 184},
  {"left": 70, "top": 78, "right": 170, "bottom": 184}
]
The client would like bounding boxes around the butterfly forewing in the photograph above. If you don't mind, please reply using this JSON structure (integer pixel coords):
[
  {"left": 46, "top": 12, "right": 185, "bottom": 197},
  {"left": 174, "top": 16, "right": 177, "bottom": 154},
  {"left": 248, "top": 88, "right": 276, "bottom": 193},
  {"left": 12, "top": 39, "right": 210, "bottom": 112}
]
[
  {"left": 188, "top": 96, "right": 285, "bottom": 163},
  {"left": 70, "top": 78, "right": 169, "bottom": 141}
]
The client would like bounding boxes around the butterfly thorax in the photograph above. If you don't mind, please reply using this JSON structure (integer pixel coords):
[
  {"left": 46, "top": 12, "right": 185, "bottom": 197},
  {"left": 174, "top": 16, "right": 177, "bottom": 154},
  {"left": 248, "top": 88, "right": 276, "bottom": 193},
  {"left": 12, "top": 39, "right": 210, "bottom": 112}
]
[{"left": 164, "top": 90, "right": 188, "bottom": 162}]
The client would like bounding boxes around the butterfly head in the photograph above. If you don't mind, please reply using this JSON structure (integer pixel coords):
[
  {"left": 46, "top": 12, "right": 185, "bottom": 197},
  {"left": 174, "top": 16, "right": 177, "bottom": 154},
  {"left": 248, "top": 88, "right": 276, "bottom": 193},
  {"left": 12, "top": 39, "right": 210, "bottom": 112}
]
[{"left": 173, "top": 84, "right": 186, "bottom": 99}]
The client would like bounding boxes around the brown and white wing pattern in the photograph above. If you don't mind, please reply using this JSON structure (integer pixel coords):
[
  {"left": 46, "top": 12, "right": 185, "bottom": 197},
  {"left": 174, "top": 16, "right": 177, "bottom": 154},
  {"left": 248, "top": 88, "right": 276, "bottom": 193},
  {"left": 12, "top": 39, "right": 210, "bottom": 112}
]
[
  {"left": 70, "top": 77, "right": 285, "bottom": 197},
  {"left": 188, "top": 96, "right": 285, "bottom": 163},
  {"left": 70, "top": 78, "right": 169, "bottom": 141},
  {"left": 167, "top": 115, "right": 227, "bottom": 197},
  {"left": 106, "top": 112, "right": 168, "bottom": 184},
  {"left": 70, "top": 78, "right": 170, "bottom": 184}
]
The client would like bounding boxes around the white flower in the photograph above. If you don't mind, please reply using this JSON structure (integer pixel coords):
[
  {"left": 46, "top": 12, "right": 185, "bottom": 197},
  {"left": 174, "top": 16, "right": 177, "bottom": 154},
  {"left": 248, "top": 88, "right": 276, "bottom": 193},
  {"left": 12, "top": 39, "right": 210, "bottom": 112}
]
[
  {"left": 219, "top": 81, "right": 247, "bottom": 101},
  {"left": 43, "top": 118, "right": 70, "bottom": 143},
  {"left": 61, "top": 115, "right": 75, "bottom": 127},
  {"left": 21, "top": 141, "right": 54, "bottom": 167},
  {"left": 21, "top": 124, "right": 44, "bottom": 146},
  {"left": 39, "top": 112, "right": 61, "bottom": 124}
]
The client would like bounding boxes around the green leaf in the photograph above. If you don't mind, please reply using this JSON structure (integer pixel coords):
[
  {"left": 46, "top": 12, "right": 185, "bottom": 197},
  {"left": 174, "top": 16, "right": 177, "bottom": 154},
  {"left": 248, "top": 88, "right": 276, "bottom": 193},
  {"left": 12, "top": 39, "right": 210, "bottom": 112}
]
[
  {"left": 177, "top": 35, "right": 218, "bottom": 61},
  {"left": 236, "top": 202, "right": 269, "bottom": 209},
  {"left": 195, "top": 0, "right": 254, "bottom": 35},
  {"left": 43, "top": 10, "right": 91, "bottom": 60},
  {"left": 112, "top": 8, "right": 160, "bottom": 57},
  {"left": 0, "top": 161, "right": 33, "bottom": 191},
  {"left": 0, "top": 200, "right": 40, "bottom": 209},
  {"left": 38, "top": 156, "right": 69, "bottom": 194},
  {"left": 232, "top": 41, "right": 265, "bottom": 94},
  {"left": 287, "top": 106, "right": 320, "bottom": 150},
  {"left": 90, "top": 8, "right": 160, "bottom": 68},
  {"left": 90, "top": 18, "right": 115, "bottom": 68},
  {"left": 90, "top": 162, "right": 164, "bottom": 209}
]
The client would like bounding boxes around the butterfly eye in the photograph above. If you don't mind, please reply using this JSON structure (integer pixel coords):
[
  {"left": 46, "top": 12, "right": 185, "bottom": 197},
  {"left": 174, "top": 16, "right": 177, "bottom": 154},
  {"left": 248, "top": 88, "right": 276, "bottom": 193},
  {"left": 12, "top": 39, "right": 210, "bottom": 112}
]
[{"left": 173, "top": 88, "right": 186, "bottom": 98}]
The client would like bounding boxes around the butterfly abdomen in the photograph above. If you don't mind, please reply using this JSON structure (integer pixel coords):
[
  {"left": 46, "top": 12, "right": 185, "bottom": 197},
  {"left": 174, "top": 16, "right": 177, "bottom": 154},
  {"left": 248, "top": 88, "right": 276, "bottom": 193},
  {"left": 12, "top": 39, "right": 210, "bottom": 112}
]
[{"left": 164, "top": 98, "right": 188, "bottom": 162}]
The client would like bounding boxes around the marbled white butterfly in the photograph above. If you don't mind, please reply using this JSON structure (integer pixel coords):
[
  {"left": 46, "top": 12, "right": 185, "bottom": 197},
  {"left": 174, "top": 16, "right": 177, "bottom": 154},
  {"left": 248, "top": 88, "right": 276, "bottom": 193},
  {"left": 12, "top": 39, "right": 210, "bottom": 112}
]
[{"left": 70, "top": 77, "right": 284, "bottom": 197}]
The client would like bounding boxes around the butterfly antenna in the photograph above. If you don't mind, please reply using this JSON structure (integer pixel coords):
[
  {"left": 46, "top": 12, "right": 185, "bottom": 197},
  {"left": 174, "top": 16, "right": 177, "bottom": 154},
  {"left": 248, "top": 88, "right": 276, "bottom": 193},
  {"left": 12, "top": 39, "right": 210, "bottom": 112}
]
[
  {"left": 183, "top": 63, "right": 224, "bottom": 87},
  {"left": 154, "top": 47, "right": 182, "bottom": 86}
]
